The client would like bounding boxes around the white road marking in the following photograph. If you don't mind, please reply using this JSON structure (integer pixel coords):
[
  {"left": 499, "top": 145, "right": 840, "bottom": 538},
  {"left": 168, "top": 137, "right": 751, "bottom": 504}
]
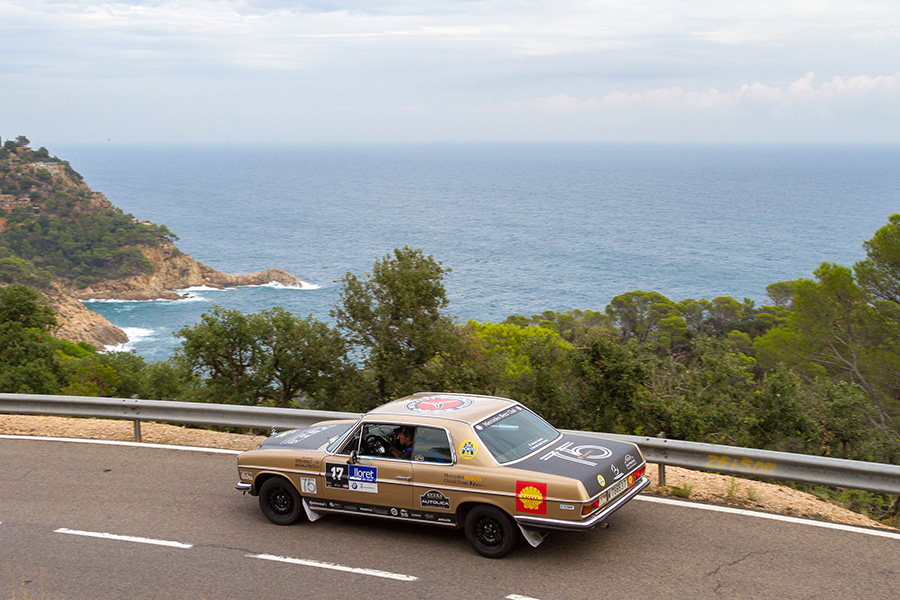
[
  {"left": 248, "top": 553, "right": 418, "bottom": 581},
  {"left": 55, "top": 528, "right": 193, "bottom": 548},
  {"left": 636, "top": 495, "right": 900, "bottom": 540},
  {"left": 507, "top": 595, "right": 543, "bottom": 600}
]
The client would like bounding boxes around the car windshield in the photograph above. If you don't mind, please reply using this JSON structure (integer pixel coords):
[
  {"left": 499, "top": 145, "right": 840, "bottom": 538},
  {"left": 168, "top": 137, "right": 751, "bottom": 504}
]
[{"left": 473, "top": 405, "right": 560, "bottom": 464}]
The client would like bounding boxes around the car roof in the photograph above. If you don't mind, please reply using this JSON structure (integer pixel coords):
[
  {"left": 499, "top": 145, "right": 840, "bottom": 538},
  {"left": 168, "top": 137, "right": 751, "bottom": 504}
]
[{"left": 366, "top": 392, "right": 520, "bottom": 425}]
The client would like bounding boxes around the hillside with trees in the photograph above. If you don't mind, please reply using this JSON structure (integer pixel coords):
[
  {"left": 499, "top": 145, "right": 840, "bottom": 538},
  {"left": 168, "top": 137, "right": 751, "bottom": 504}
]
[
  {"left": 0, "top": 136, "right": 177, "bottom": 288},
  {"left": 0, "top": 136, "right": 306, "bottom": 346}
]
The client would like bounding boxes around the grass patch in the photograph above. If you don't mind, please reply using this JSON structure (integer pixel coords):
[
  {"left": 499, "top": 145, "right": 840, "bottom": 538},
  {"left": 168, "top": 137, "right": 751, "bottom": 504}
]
[{"left": 670, "top": 484, "right": 694, "bottom": 498}]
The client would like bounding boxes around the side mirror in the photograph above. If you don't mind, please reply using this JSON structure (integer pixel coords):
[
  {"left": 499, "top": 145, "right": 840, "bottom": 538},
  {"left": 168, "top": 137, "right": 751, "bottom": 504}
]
[{"left": 349, "top": 450, "right": 359, "bottom": 465}]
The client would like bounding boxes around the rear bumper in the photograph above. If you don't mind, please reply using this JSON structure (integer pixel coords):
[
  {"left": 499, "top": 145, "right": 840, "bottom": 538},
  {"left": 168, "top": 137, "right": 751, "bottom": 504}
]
[
  {"left": 514, "top": 476, "right": 649, "bottom": 531},
  {"left": 235, "top": 482, "right": 252, "bottom": 492}
]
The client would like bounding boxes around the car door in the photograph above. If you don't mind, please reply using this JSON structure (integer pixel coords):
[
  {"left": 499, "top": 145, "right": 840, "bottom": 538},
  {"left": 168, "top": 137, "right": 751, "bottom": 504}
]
[
  {"left": 408, "top": 426, "right": 459, "bottom": 525},
  {"left": 321, "top": 422, "right": 413, "bottom": 516}
]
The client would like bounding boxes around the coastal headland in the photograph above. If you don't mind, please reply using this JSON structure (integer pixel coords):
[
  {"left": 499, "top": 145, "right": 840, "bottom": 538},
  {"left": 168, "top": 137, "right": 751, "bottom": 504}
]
[{"left": 0, "top": 139, "right": 307, "bottom": 350}]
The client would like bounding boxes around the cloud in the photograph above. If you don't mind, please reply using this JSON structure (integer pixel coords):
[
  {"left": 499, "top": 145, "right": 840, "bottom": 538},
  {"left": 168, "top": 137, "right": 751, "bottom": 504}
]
[{"left": 524, "top": 71, "right": 900, "bottom": 113}]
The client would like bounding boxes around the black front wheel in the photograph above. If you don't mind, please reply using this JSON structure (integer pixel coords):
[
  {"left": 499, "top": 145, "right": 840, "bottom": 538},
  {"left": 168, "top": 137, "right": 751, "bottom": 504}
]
[
  {"left": 258, "top": 477, "right": 304, "bottom": 525},
  {"left": 464, "top": 505, "right": 518, "bottom": 558}
]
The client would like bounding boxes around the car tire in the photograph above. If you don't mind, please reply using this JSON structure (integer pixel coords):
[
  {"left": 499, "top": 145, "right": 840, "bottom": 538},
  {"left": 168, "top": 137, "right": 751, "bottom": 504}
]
[
  {"left": 258, "top": 477, "right": 304, "bottom": 525},
  {"left": 464, "top": 505, "right": 518, "bottom": 558}
]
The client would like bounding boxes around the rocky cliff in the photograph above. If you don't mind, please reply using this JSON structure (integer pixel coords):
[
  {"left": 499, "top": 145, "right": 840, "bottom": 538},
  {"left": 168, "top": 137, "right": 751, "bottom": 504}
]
[
  {"left": 64, "top": 240, "right": 308, "bottom": 301},
  {"left": 50, "top": 241, "right": 309, "bottom": 350}
]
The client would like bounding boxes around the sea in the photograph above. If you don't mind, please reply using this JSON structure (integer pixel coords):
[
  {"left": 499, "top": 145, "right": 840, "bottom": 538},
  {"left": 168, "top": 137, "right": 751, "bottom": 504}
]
[{"left": 52, "top": 143, "right": 900, "bottom": 362}]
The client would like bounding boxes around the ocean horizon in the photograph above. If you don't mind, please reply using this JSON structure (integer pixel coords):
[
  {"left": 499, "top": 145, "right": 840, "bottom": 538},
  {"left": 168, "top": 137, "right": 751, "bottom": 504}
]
[{"left": 52, "top": 142, "right": 900, "bottom": 361}]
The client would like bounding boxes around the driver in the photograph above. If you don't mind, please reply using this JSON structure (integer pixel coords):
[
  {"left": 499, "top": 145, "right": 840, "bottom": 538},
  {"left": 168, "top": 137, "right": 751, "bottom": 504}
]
[{"left": 390, "top": 426, "right": 414, "bottom": 459}]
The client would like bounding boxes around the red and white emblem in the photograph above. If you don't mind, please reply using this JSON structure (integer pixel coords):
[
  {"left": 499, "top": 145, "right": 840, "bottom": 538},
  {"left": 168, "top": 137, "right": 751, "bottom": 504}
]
[{"left": 405, "top": 396, "right": 475, "bottom": 413}]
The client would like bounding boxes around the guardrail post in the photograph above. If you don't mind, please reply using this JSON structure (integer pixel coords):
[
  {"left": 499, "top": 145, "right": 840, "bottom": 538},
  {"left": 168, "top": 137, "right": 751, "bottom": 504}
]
[
  {"left": 658, "top": 464, "right": 666, "bottom": 487},
  {"left": 133, "top": 420, "right": 141, "bottom": 442}
]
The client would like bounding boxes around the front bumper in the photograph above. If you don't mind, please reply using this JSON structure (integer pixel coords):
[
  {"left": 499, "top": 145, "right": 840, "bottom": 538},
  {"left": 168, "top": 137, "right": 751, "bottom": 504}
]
[
  {"left": 235, "top": 482, "right": 252, "bottom": 492},
  {"left": 514, "top": 475, "right": 650, "bottom": 531}
]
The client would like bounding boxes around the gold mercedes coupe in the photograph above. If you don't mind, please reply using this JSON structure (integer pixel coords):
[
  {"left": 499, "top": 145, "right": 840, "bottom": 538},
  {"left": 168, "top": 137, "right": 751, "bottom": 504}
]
[{"left": 236, "top": 392, "right": 648, "bottom": 558}]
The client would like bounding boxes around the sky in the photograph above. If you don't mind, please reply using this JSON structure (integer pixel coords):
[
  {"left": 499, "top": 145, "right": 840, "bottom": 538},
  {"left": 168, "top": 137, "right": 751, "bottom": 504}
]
[{"left": 2, "top": 1, "right": 899, "bottom": 145}]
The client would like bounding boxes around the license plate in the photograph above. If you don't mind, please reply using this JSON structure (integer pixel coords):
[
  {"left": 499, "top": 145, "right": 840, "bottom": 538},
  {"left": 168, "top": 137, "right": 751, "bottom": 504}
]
[{"left": 607, "top": 477, "right": 628, "bottom": 501}]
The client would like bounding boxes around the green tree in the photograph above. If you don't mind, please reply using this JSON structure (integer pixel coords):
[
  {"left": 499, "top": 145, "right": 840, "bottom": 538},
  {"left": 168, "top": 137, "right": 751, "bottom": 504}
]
[
  {"left": 766, "top": 280, "right": 798, "bottom": 308},
  {"left": 175, "top": 307, "right": 266, "bottom": 405},
  {"left": 175, "top": 306, "right": 352, "bottom": 408},
  {"left": 331, "top": 247, "right": 454, "bottom": 405},
  {"left": 642, "top": 336, "right": 757, "bottom": 445},
  {"left": 0, "top": 283, "right": 57, "bottom": 330},
  {"left": 571, "top": 333, "right": 648, "bottom": 433},
  {"left": 60, "top": 363, "right": 121, "bottom": 397},
  {"left": 855, "top": 213, "right": 900, "bottom": 304},
  {"left": 254, "top": 307, "right": 354, "bottom": 408},
  {"left": 0, "top": 284, "right": 62, "bottom": 393},
  {"left": 468, "top": 321, "right": 570, "bottom": 380},
  {"left": 464, "top": 320, "right": 576, "bottom": 422},
  {"left": 606, "top": 290, "right": 678, "bottom": 343}
]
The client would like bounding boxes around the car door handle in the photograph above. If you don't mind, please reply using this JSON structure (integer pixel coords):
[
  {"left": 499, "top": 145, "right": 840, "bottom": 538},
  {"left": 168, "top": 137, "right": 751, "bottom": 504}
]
[{"left": 395, "top": 476, "right": 411, "bottom": 481}]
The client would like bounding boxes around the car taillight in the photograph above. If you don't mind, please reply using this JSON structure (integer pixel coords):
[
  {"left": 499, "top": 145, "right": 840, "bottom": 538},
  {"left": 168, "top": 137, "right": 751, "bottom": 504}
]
[
  {"left": 581, "top": 499, "right": 600, "bottom": 516},
  {"left": 634, "top": 464, "right": 646, "bottom": 480}
]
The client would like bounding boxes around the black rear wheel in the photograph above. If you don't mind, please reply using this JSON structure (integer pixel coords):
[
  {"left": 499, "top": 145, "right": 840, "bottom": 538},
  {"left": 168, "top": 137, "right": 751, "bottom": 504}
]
[
  {"left": 464, "top": 505, "right": 518, "bottom": 558},
  {"left": 258, "top": 477, "right": 304, "bottom": 525}
]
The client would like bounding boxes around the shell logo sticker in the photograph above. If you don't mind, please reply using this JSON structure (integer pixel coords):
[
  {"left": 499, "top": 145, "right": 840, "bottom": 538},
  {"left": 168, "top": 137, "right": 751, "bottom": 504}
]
[
  {"left": 516, "top": 481, "right": 547, "bottom": 514},
  {"left": 405, "top": 396, "right": 475, "bottom": 413},
  {"left": 459, "top": 439, "right": 478, "bottom": 459}
]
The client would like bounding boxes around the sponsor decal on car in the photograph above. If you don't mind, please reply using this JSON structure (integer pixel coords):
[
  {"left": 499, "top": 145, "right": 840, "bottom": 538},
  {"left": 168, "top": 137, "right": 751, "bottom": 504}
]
[
  {"left": 420, "top": 490, "right": 451, "bottom": 510},
  {"left": 325, "top": 463, "right": 378, "bottom": 492},
  {"left": 349, "top": 465, "right": 378, "bottom": 493},
  {"left": 474, "top": 405, "right": 523, "bottom": 431},
  {"left": 540, "top": 441, "right": 613, "bottom": 467},
  {"left": 610, "top": 463, "right": 624, "bottom": 480},
  {"left": 405, "top": 396, "right": 475, "bottom": 413},
  {"left": 240, "top": 470, "right": 253, "bottom": 481},
  {"left": 294, "top": 457, "right": 319, "bottom": 470},
  {"left": 443, "top": 473, "right": 485, "bottom": 488},
  {"left": 516, "top": 481, "right": 547, "bottom": 515},
  {"left": 560, "top": 504, "right": 575, "bottom": 511},
  {"left": 597, "top": 474, "right": 606, "bottom": 487},
  {"left": 308, "top": 498, "right": 457, "bottom": 525},
  {"left": 300, "top": 477, "right": 317, "bottom": 494},
  {"left": 325, "top": 463, "right": 349, "bottom": 489},
  {"left": 459, "top": 439, "right": 478, "bottom": 459}
]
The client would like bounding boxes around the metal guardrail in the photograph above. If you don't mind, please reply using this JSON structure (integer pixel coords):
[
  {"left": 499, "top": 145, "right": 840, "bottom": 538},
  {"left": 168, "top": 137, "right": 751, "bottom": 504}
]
[
  {"left": 0, "top": 393, "right": 358, "bottom": 441},
  {"left": 2, "top": 393, "right": 899, "bottom": 495}
]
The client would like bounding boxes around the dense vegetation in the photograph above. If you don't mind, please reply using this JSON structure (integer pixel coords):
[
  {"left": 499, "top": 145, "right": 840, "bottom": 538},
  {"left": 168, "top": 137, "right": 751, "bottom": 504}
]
[
  {"left": 0, "top": 135, "right": 176, "bottom": 287},
  {"left": 1, "top": 136, "right": 897, "bottom": 523}
]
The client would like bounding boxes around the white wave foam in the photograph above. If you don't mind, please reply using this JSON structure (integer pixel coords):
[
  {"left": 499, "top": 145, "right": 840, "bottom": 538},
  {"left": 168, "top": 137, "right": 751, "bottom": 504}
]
[
  {"left": 103, "top": 327, "right": 156, "bottom": 353},
  {"left": 169, "top": 292, "right": 209, "bottom": 303},
  {"left": 245, "top": 281, "right": 321, "bottom": 290},
  {"left": 81, "top": 293, "right": 208, "bottom": 304}
]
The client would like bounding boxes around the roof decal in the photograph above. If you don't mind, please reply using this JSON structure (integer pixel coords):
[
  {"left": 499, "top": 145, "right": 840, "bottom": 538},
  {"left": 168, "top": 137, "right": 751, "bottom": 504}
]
[{"left": 404, "top": 396, "right": 475, "bottom": 413}]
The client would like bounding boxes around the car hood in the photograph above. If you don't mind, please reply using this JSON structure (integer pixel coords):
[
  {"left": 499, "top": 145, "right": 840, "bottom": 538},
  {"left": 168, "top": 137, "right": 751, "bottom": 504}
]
[
  {"left": 259, "top": 421, "right": 355, "bottom": 451},
  {"left": 511, "top": 433, "right": 644, "bottom": 497}
]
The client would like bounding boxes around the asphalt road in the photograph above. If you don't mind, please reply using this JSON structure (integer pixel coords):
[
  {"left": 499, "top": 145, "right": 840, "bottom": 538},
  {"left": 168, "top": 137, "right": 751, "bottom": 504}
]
[{"left": 2, "top": 437, "right": 898, "bottom": 600}]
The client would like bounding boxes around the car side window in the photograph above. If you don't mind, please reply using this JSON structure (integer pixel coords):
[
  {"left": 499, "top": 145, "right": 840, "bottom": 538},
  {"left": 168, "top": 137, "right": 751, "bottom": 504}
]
[
  {"left": 359, "top": 423, "right": 410, "bottom": 459},
  {"left": 411, "top": 427, "right": 453, "bottom": 464}
]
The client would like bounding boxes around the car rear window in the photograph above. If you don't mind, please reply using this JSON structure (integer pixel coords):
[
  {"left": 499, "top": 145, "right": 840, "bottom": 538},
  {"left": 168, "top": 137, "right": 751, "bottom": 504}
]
[{"left": 473, "top": 405, "right": 560, "bottom": 464}]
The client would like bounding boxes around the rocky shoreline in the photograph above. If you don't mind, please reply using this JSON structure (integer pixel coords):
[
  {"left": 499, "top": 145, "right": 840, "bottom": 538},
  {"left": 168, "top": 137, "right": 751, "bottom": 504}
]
[{"left": 47, "top": 239, "right": 309, "bottom": 350}]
